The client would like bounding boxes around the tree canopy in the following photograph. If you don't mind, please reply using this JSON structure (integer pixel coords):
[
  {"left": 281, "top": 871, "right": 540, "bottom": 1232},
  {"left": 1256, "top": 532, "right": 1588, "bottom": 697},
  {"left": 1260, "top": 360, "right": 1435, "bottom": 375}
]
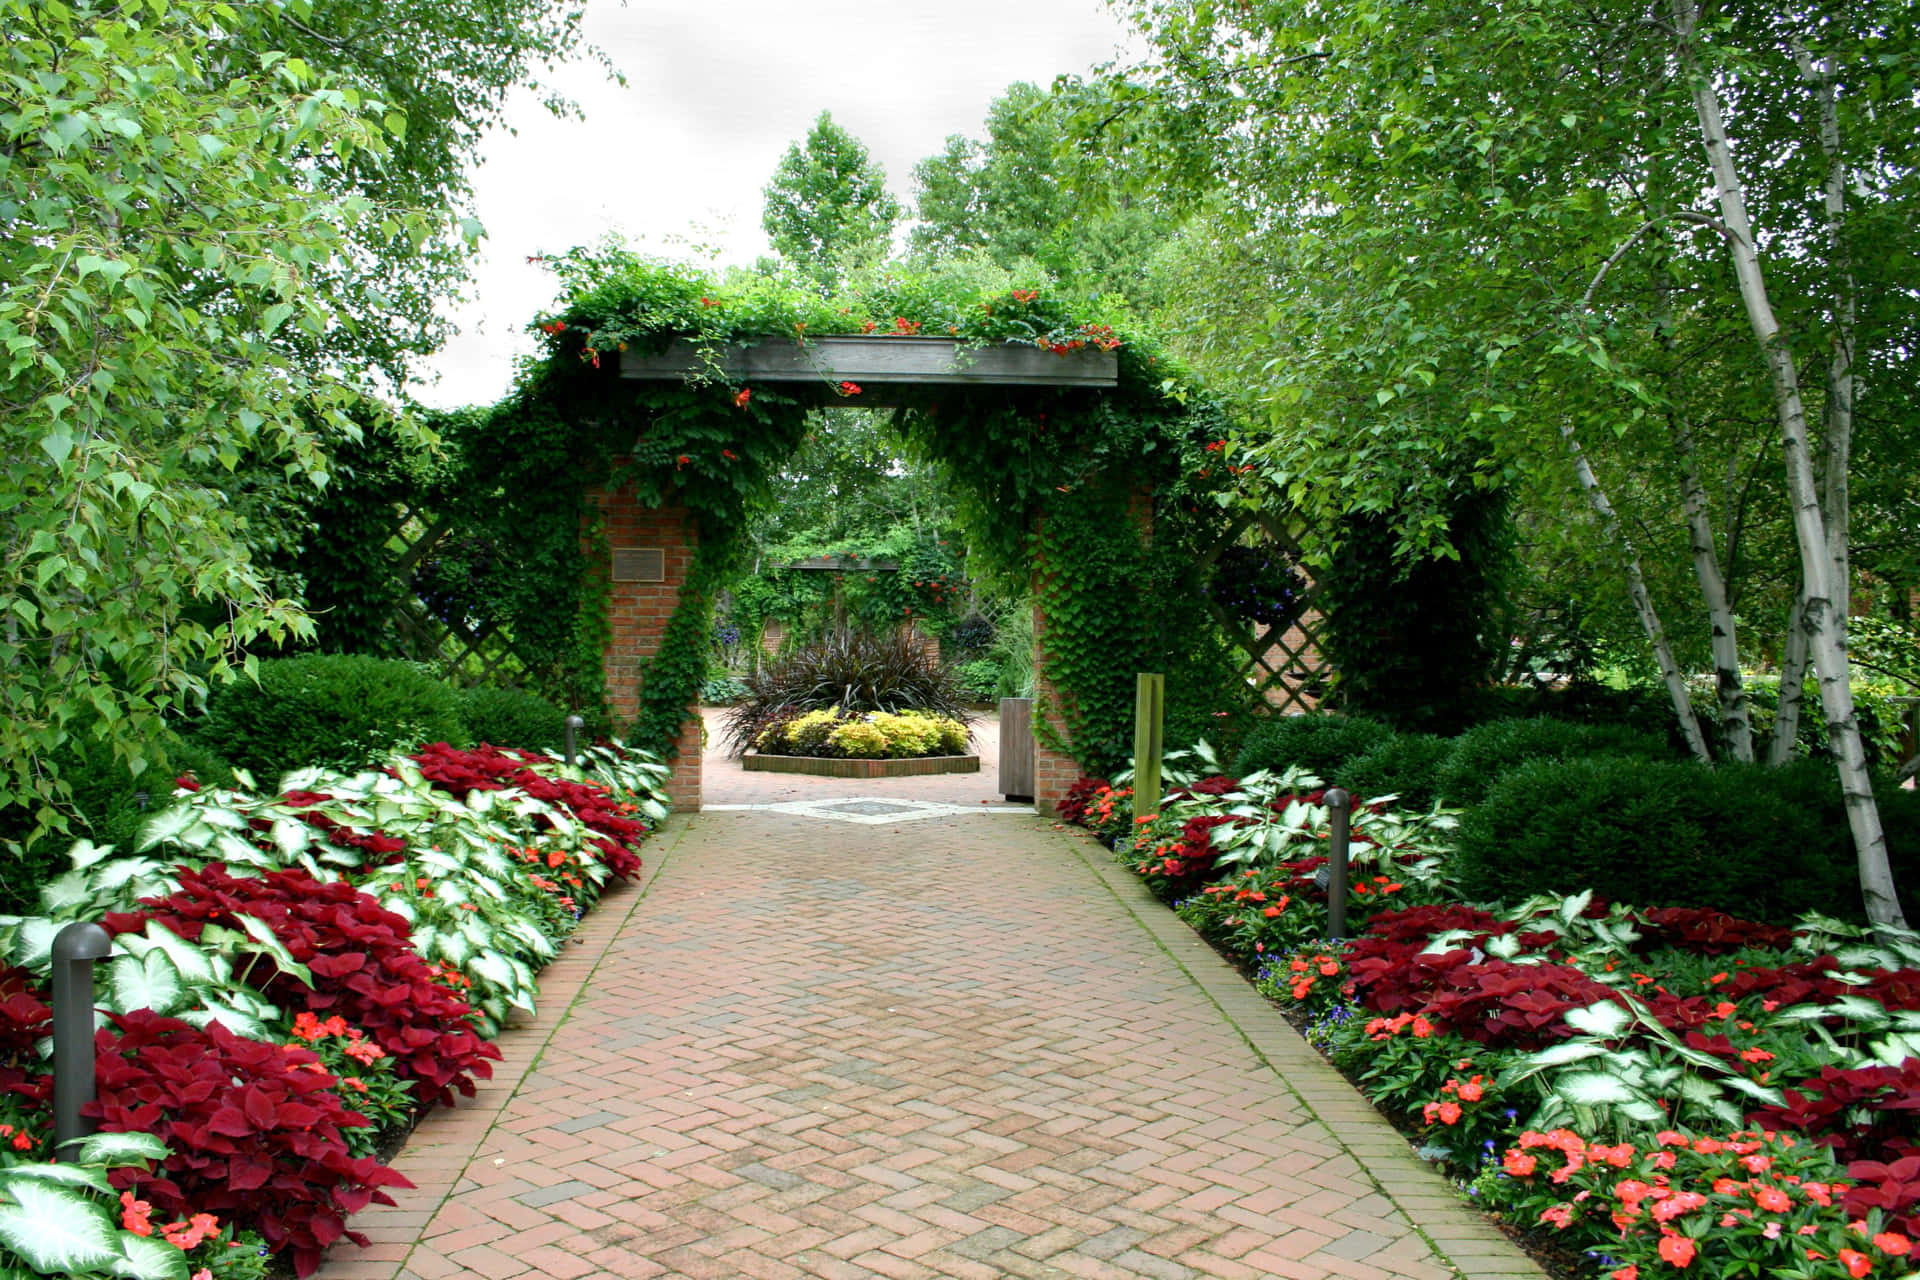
[
  {"left": 0, "top": 0, "right": 593, "bottom": 842},
  {"left": 761, "top": 111, "right": 901, "bottom": 290}
]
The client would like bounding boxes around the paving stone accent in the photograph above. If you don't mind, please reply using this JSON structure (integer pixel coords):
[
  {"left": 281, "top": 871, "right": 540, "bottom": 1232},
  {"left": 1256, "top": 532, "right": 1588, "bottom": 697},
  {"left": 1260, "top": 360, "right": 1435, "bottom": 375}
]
[{"left": 316, "top": 812, "right": 1545, "bottom": 1280}]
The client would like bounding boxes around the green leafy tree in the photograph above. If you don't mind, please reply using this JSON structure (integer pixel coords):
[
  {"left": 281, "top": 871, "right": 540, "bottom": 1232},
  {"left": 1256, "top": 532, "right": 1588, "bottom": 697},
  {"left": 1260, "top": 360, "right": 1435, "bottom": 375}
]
[
  {"left": 1108, "top": 0, "right": 1915, "bottom": 925},
  {"left": 762, "top": 112, "right": 901, "bottom": 290},
  {"left": 0, "top": 0, "right": 592, "bottom": 847},
  {"left": 910, "top": 81, "right": 1180, "bottom": 305}
]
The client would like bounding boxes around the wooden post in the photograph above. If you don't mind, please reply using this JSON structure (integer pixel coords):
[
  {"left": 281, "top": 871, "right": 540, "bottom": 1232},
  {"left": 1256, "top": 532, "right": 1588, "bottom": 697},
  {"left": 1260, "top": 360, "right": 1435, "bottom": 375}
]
[{"left": 1133, "top": 673, "right": 1165, "bottom": 826}]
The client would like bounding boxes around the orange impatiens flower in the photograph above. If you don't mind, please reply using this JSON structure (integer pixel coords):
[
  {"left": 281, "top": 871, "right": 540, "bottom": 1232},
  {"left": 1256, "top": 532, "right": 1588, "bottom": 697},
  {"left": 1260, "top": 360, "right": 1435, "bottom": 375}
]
[{"left": 1657, "top": 1233, "right": 1696, "bottom": 1267}]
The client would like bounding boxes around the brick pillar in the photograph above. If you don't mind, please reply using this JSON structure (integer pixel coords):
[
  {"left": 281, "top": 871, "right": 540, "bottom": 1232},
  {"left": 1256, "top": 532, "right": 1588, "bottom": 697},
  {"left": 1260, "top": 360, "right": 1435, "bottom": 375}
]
[
  {"left": 593, "top": 480, "right": 702, "bottom": 813},
  {"left": 1031, "top": 600, "right": 1080, "bottom": 817}
]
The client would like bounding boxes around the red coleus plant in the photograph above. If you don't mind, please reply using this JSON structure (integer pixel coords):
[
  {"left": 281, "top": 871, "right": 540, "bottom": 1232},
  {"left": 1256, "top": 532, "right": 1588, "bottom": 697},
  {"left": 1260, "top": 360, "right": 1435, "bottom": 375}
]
[
  {"left": 408, "top": 742, "right": 646, "bottom": 879},
  {"left": 1634, "top": 906, "right": 1800, "bottom": 956},
  {"left": 0, "top": 968, "right": 52, "bottom": 1105},
  {"left": 1751, "top": 1061, "right": 1920, "bottom": 1173},
  {"left": 104, "top": 864, "right": 499, "bottom": 1107},
  {"left": 91, "top": 1009, "right": 412, "bottom": 1277}
]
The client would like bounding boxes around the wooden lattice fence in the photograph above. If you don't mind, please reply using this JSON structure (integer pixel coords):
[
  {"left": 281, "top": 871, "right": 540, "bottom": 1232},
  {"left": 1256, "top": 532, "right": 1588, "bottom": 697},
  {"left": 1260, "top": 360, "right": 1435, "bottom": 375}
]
[
  {"left": 378, "top": 504, "right": 530, "bottom": 687},
  {"left": 1197, "top": 509, "right": 1333, "bottom": 716}
]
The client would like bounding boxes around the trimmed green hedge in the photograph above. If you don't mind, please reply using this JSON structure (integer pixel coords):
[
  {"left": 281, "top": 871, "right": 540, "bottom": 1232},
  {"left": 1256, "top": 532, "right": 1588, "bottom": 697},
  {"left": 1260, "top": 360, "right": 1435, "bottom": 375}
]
[
  {"left": 1232, "top": 713, "right": 1396, "bottom": 781},
  {"left": 194, "top": 654, "right": 468, "bottom": 784},
  {"left": 1452, "top": 756, "right": 1920, "bottom": 923},
  {"left": 458, "top": 686, "right": 571, "bottom": 752},
  {"left": 1435, "top": 716, "right": 1675, "bottom": 806},
  {"left": 1334, "top": 733, "right": 1453, "bottom": 810}
]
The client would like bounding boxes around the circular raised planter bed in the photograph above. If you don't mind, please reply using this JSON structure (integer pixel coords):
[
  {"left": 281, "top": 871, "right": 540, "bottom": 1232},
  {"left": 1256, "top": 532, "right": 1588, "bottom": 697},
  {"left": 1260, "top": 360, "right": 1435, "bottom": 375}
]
[{"left": 741, "top": 752, "right": 980, "bottom": 779}]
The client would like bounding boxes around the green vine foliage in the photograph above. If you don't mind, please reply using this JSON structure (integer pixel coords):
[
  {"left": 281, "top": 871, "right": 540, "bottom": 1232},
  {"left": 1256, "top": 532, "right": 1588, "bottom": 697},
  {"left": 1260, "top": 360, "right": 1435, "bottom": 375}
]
[
  {"left": 1033, "top": 483, "right": 1251, "bottom": 775},
  {"left": 1316, "top": 484, "right": 1516, "bottom": 734},
  {"left": 304, "top": 247, "right": 1249, "bottom": 768}
]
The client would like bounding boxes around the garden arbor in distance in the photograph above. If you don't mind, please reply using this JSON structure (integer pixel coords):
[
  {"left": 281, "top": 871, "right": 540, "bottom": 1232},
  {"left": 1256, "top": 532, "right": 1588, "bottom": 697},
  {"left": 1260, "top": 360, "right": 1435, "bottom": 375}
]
[{"left": 609, "top": 335, "right": 1119, "bottom": 814}]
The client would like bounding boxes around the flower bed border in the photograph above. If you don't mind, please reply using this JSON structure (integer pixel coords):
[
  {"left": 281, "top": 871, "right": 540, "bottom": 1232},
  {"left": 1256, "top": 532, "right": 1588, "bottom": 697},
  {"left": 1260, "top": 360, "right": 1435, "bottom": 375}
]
[{"left": 740, "top": 751, "right": 980, "bottom": 778}]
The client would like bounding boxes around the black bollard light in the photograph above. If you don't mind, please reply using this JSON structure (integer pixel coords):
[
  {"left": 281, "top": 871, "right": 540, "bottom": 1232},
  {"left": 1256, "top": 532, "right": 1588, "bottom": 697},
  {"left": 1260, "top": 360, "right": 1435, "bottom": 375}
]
[
  {"left": 1323, "top": 788, "right": 1353, "bottom": 941},
  {"left": 564, "top": 714, "right": 585, "bottom": 770},
  {"left": 52, "top": 921, "right": 113, "bottom": 1161}
]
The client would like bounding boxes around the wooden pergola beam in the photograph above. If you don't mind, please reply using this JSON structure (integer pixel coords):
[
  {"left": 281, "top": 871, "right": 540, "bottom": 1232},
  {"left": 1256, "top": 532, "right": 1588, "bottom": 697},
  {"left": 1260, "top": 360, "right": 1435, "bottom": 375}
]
[{"left": 617, "top": 336, "right": 1117, "bottom": 403}]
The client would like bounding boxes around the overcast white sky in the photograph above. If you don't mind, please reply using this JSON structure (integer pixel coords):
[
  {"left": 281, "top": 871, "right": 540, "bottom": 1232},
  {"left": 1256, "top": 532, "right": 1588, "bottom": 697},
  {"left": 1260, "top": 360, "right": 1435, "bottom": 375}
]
[{"left": 410, "top": 0, "right": 1138, "bottom": 409}]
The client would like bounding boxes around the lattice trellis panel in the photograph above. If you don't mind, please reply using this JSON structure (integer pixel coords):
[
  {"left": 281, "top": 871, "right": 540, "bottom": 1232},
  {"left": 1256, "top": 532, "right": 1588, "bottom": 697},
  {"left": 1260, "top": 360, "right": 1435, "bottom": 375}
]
[
  {"left": 1198, "top": 510, "right": 1332, "bottom": 716},
  {"left": 380, "top": 505, "right": 529, "bottom": 688}
]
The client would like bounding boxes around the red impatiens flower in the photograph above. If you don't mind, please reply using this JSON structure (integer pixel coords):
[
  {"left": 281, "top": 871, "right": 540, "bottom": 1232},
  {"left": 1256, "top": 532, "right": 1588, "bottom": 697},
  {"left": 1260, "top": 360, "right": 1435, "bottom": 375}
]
[
  {"left": 1657, "top": 1233, "right": 1696, "bottom": 1267},
  {"left": 733, "top": 387, "right": 751, "bottom": 408},
  {"left": 839, "top": 381, "right": 862, "bottom": 396}
]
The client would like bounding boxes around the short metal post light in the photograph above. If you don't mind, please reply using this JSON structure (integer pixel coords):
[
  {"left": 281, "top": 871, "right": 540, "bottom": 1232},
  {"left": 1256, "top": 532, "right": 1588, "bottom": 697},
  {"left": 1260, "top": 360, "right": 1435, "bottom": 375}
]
[
  {"left": 564, "top": 714, "right": 584, "bottom": 770},
  {"left": 52, "top": 921, "right": 112, "bottom": 1162},
  {"left": 1322, "top": 788, "right": 1353, "bottom": 941}
]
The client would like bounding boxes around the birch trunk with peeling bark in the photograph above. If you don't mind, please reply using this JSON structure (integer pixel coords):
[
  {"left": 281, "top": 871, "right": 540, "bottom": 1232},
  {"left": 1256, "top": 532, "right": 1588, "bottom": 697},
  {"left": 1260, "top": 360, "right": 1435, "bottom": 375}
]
[
  {"left": 1673, "top": 0, "right": 1904, "bottom": 928},
  {"left": 1770, "top": 591, "right": 1811, "bottom": 766},
  {"left": 1562, "top": 422, "right": 1712, "bottom": 762},
  {"left": 1673, "top": 414, "right": 1753, "bottom": 761}
]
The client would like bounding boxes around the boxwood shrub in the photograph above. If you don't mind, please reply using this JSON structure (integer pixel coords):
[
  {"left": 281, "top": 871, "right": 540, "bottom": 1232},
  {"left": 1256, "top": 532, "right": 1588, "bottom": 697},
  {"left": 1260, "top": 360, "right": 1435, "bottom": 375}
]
[
  {"left": 1334, "top": 733, "right": 1453, "bottom": 810},
  {"left": 458, "top": 685, "right": 571, "bottom": 752},
  {"left": 1435, "top": 716, "right": 1674, "bottom": 806},
  {"left": 194, "top": 654, "right": 468, "bottom": 784},
  {"left": 1451, "top": 756, "right": 1920, "bottom": 923},
  {"left": 1231, "top": 713, "right": 1395, "bottom": 781}
]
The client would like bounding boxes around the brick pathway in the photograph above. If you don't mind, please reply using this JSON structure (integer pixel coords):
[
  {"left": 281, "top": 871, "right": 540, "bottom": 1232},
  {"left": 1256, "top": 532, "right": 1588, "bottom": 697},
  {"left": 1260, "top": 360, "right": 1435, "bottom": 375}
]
[{"left": 317, "top": 813, "right": 1545, "bottom": 1280}]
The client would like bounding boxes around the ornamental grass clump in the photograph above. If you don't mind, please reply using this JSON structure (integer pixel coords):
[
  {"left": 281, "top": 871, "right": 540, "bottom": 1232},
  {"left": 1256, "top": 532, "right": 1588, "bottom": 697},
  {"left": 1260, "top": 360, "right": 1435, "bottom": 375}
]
[{"left": 723, "top": 627, "right": 971, "bottom": 756}]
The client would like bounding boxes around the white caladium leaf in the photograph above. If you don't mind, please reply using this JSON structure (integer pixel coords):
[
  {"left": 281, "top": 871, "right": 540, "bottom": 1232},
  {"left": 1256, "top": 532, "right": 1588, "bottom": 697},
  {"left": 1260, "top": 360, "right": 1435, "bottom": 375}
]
[
  {"left": 1719, "top": 1075, "right": 1786, "bottom": 1106},
  {"left": 0, "top": 1177, "right": 122, "bottom": 1273},
  {"left": 141, "top": 921, "right": 214, "bottom": 985},
  {"left": 68, "top": 1130, "right": 169, "bottom": 1166},
  {"left": 11, "top": 916, "right": 61, "bottom": 970},
  {"left": 113, "top": 1229, "right": 193, "bottom": 1280},
  {"left": 270, "top": 817, "right": 314, "bottom": 860},
  {"left": 1563, "top": 1000, "right": 1631, "bottom": 1040},
  {"left": 0, "top": 1162, "right": 112, "bottom": 1193},
  {"left": 1557, "top": 889, "right": 1595, "bottom": 926},
  {"left": 68, "top": 838, "right": 116, "bottom": 871},
  {"left": 91, "top": 857, "right": 168, "bottom": 899},
  {"left": 438, "top": 929, "right": 473, "bottom": 966},
  {"left": 470, "top": 950, "right": 515, "bottom": 991},
  {"left": 176, "top": 1003, "right": 269, "bottom": 1042},
  {"left": 136, "top": 804, "right": 199, "bottom": 851},
  {"left": 110, "top": 948, "right": 185, "bottom": 1016},
  {"left": 37, "top": 869, "right": 92, "bottom": 914},
  {"left": 1525, "top": 1042, "right": 1609, "bottom": 1069},
  {"left": 1552, "top": 1071, "right": 1638, "bottom": 1106}
]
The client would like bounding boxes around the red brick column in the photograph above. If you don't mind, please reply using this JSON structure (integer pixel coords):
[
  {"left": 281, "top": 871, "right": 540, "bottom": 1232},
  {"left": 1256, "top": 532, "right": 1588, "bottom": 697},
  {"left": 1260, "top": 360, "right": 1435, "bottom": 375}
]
[
  {"left": 592, "top": 480, "right": 703, "bottom": 813},
  {"left": 1031, "top": 601, "right": 1080, "bottom": 817}
]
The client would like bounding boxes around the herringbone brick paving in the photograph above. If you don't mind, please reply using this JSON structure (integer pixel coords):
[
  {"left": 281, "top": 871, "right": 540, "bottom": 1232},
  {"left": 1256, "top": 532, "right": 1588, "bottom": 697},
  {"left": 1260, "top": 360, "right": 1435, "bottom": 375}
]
[{"left": 318, "top": 812, "right": 1545, "bottom": 1280}]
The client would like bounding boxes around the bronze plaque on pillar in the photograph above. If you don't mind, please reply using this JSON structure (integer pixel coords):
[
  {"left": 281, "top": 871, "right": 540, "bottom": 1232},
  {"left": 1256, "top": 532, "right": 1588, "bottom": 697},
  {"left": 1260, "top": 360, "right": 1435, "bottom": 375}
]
[{"left": 612, "top": 547, "right": 666, "bottom": 582}]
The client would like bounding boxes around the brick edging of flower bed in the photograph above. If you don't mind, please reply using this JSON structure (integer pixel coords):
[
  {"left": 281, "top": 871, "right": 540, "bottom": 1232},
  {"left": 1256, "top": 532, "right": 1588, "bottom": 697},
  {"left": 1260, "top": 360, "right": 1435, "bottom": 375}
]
[
  {"left": 1061, "top": 825, "right": 1552, "bottom": 1279},
  {"left": 740, "top": 751, "right": 980, "bottom": 778}
]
